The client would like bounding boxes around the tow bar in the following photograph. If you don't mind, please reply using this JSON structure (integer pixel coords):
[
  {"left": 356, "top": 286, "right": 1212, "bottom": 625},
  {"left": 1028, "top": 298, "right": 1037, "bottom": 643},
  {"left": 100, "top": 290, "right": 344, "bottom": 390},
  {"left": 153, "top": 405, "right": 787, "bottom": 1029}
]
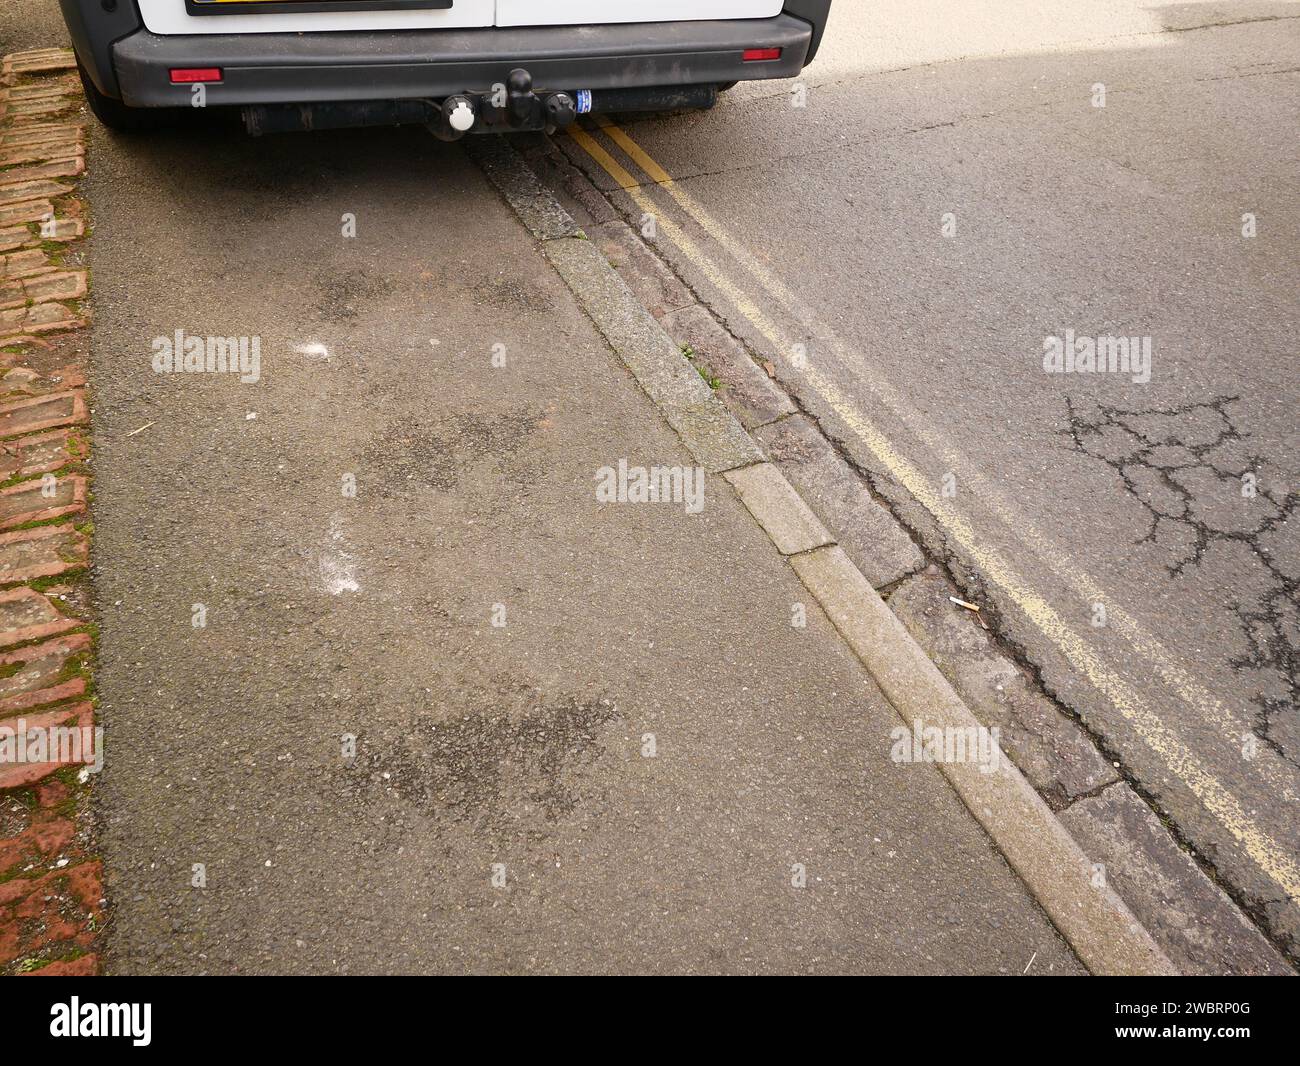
[
  {"left": 427, "top": 68, "right": 578, "bottom": 141},
  {"left": 241, "top": 72, "right": 717, "bottom": 138}
]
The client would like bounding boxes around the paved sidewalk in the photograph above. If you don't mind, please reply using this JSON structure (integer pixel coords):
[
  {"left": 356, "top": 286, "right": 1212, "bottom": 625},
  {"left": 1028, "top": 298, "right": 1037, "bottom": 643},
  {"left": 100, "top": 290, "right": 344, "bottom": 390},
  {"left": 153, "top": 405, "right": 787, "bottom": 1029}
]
[
  {"left": 0, "top": 48, "right": 100, "bottom": 977},
  {"left": 80, "top": 118, "right": 1086, "bottom": 974}
]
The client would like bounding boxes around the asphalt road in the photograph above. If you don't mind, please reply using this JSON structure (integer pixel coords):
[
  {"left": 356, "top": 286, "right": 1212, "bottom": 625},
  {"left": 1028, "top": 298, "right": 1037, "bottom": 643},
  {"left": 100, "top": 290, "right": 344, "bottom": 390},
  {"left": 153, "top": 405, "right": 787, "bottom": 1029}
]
[{"left": 552, "top": 0, "right": 1300, "bottom": 950}]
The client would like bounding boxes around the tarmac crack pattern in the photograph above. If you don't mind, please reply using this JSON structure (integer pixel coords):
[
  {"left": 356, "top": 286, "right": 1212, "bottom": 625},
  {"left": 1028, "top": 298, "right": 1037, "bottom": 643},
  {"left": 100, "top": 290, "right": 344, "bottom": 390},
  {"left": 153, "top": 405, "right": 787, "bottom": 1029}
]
[{"left": 1061, "top": 396, "right": 1299, "bottom": 763}]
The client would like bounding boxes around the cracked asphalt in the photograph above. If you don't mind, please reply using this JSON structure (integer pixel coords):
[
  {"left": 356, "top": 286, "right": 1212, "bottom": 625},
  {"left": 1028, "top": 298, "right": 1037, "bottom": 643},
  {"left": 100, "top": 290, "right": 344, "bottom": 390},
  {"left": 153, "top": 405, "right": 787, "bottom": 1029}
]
[{"left": 551, "top": 1, "right": 1300, "bottom": 952}]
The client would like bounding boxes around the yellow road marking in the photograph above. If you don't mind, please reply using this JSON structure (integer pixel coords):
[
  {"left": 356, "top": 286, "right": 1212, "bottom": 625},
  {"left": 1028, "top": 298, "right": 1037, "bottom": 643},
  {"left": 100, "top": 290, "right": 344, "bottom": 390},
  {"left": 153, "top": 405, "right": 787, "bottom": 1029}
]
[
  {"left": 633, "top": 158, "right": 1299, "bottom": 804},
  {"left": 570, "top": 116, "right": 1300, "bottom": 804},
  {"left": 566, "top": 125, "right": 640, "bottom": 190},
  {"left": 595, "top": 115, "right": 676, "bottom": 186},
  {"left": 565, "top": 120, "right": 1300, "bottom": 903}
]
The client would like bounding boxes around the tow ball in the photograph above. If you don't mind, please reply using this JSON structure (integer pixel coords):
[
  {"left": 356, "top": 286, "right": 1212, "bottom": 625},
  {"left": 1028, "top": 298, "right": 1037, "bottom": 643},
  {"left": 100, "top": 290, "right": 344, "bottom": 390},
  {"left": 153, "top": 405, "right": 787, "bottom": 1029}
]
[{"left": 428, "top": 69, "right": 578, "bottom": 140}]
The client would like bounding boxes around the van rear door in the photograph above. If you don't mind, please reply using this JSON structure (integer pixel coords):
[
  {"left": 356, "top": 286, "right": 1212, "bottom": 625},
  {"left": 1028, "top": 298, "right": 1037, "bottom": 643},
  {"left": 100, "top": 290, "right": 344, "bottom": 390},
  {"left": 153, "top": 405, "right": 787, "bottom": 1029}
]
[
  {"left": 139, "top": 0, "right": 785, "bottom": 38},
  {"left": 137, "top": 0, "right": 496, "bottom": 36},
  {"left": 494, "top": 1, "right": 784, "bottom": 27}
]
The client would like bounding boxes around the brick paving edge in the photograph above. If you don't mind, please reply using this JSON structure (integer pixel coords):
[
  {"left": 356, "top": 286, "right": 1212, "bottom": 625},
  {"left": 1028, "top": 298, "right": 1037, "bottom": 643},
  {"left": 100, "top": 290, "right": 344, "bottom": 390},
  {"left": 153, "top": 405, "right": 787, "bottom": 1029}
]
[{"left": 0, "top": 47, "right": 102, "bottom": 977}]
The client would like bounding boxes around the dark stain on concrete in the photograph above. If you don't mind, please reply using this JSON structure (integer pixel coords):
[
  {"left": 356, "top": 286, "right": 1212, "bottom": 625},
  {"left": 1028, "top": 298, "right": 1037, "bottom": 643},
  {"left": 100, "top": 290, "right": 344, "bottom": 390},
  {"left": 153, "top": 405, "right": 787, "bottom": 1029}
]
[{"left": 341, "top": 691, "right": 622, "bottom": 838}]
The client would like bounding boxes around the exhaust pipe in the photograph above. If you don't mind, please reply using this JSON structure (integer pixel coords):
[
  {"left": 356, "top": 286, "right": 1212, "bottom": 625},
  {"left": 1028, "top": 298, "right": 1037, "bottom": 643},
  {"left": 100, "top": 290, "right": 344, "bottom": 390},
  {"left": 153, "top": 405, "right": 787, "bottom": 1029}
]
[
  {"left": 242, "top": 99, "right": 434, "bottom": 136},
  {"left": 582, "top": 85, "right": 718, "bottom": 114}
]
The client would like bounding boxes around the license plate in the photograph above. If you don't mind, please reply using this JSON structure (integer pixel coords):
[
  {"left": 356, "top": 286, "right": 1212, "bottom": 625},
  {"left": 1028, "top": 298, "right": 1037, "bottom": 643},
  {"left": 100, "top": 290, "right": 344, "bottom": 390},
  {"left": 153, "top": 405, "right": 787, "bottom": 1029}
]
[{"left": 186, "top": 0, "right": 453, "bottom": 14}]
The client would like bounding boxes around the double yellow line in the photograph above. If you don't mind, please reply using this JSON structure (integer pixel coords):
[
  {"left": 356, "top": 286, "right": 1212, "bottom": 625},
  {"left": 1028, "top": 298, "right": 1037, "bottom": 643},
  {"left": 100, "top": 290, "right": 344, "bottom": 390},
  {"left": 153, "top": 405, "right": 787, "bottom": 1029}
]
[{"left": 565, "top": 116, "right": 1300, "bottom": 908}]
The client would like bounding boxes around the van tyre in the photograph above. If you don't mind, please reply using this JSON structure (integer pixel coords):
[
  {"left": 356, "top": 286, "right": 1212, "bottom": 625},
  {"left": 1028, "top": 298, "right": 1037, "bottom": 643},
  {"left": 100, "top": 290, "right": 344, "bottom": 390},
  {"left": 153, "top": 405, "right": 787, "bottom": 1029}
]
[{"left": 76, "top": 57, "right": 176, "bottom": 133}]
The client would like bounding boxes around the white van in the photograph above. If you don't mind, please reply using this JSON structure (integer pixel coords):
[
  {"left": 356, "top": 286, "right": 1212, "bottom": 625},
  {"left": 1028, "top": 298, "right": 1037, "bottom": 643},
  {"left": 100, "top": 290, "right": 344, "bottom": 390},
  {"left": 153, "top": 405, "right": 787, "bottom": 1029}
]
[{"left": 58, "top": 0, "right": 832, "bottom": 134}]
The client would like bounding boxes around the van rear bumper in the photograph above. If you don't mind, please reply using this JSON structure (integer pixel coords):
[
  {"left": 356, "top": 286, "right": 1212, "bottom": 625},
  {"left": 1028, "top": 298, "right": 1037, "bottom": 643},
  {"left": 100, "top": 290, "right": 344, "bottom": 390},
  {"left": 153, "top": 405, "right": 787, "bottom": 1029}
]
[{"left": 108, "top": 14, "right": 814, "bottom": 108}]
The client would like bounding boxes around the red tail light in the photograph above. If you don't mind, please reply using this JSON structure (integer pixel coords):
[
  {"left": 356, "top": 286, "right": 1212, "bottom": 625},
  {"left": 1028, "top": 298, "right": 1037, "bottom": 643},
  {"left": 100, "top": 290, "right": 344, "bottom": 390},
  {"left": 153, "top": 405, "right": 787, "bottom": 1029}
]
[
  {"left": 169, "top": 68, "right": 223, "bottom": 84},
  {"left": 742, "top": 48, "right": 782, "bottom": 62}
]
